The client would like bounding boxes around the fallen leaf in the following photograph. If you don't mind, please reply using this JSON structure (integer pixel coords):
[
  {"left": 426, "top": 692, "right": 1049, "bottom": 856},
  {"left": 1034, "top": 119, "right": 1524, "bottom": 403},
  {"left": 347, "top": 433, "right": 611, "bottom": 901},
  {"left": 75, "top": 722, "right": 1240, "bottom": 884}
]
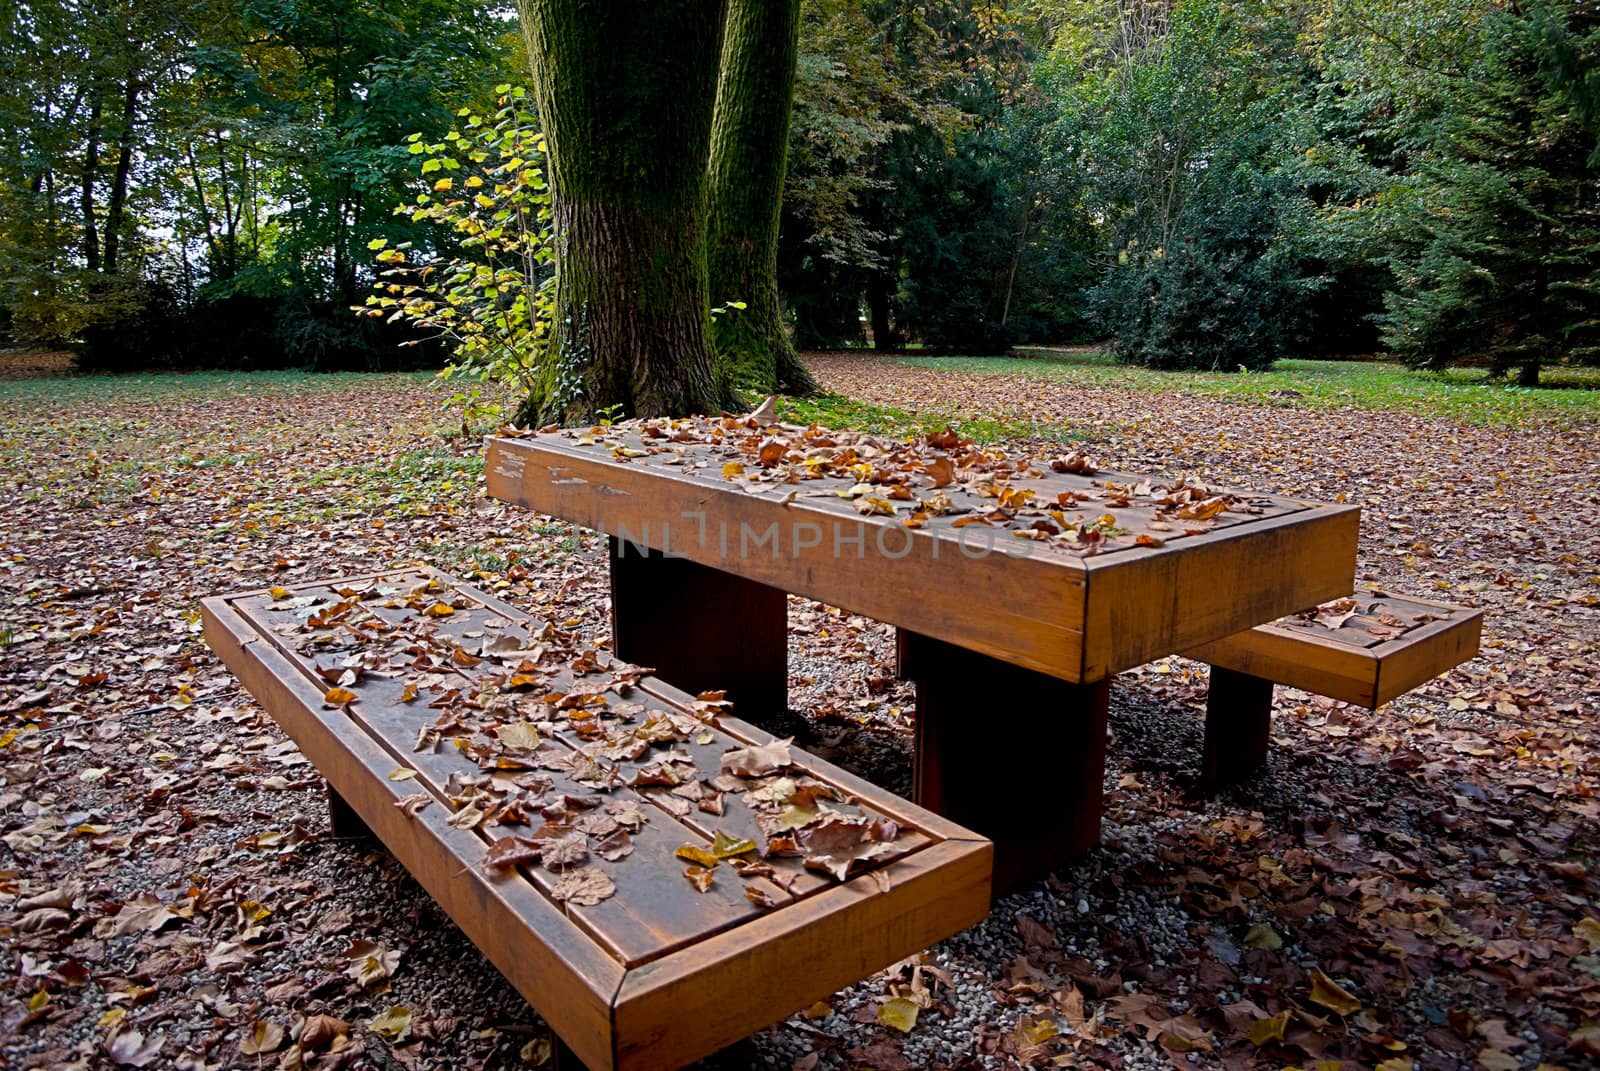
[
  {"left": 684, "top": 864, "right": 715, "bottom": 892},
  {"left": 1308, "top": 967, "right": 1362, "bottom": 1016},
  {"left": 1243, "top": 921, "right": 1283, "bottom": 950},
  {"left": 110, "top": 895, "right": 179, "bottom": 936},
  {"left": 106, "top": 1027, "right": 165, "bottom": 1067},
  {"left": 721, "top": 738, "right": 793, "bottom": 777},
  {"left": 369, "top": 1006, "right": 412, "bottom": 1042},
  {"left": 298, "top": 1014, "right": 348, "bottom": 1052},
  {"left": 877, "top": 997, "right": 920, "bottom": 1033},
  {"left": 549, "top": 868, "right": 615, "bottom": 906},
  {"left": 1248, "top": 1011, "right": 1289, "bottom": 1046},
  {"left": 239, "top": 1020, "right": 285, "bottom": 1055}
]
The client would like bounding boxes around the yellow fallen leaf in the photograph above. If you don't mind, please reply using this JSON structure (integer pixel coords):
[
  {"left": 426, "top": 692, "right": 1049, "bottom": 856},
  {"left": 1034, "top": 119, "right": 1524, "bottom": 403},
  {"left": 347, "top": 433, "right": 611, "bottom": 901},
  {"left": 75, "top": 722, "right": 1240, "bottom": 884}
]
[
  {"left": 423, "top": 602, "right": 454, "bottom": 617},
  {"left": 269, "top": 586, "right": 292, "bottom": 600},
  {"left": 802, "top": 1001, "right": 831, "bottom": 1020},
  {"left": 324, "top": 687, "right": 358, "bottom": 706},
  {"left": 710, "top": 829, "right": 756, "bottom": 859},
  {"left": 1308, "top": 967, "right": 1362, "bottom": 1016},
  {"left": 1375, "top": 1059, "right": 1414, "bottom": 1071},
  {"left": 675, "top": 844, "right": 719, "bottom": 868},
  {"left": 369, "top": 1006, "right": 412, "bottom": 1042},
  {"left": 722, "top": 461, "right": 745, "bottom": 478},
  {"left": 519, "top": 1035, "right": 553, "bottom": 1066},
  {"left": 1248, "top": 1011, "right": 1288, "bottom": 1046},
  {"left": 876, "top": 997, "right": 919, "bottom": 1033},
  {"left": 1014, "top": 1017, "right": 1059, "bottom": 1047},
  {"left": 1575, "top": 917, "right": 1600, "bottom": 951},
  {"left": 387, "top": 768, "right": 418, "bottom": 781},
  {"left": 497, "top": 722, "right": 541, "bottom": 750}
]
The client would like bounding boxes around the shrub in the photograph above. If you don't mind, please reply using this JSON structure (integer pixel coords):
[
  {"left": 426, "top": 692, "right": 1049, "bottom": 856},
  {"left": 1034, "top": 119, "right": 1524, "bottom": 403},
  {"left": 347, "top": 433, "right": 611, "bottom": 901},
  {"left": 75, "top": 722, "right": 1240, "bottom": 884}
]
[{"left": 361, "top": 87, "right": 553, "bottom": 421}]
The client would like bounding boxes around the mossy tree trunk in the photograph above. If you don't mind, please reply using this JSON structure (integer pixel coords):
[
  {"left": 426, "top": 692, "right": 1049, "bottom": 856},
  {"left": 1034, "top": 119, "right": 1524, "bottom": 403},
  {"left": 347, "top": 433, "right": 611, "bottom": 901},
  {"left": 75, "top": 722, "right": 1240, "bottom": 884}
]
[
  {"left": 516, "top": 0, "right": 732, "bottom": 425},
  {"left": 706, "top": 0, "right": 818, "bottom": 396}
]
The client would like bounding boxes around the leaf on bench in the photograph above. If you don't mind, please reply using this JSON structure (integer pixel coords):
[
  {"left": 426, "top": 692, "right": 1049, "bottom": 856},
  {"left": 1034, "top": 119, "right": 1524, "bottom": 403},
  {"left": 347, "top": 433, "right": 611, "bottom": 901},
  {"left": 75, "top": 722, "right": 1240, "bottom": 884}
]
[
  {"left": 548, "top": 867, "right": 614, "bottom": 906},
  {"left": 721, "top": 738, "right": 793, "bottom": 777}
]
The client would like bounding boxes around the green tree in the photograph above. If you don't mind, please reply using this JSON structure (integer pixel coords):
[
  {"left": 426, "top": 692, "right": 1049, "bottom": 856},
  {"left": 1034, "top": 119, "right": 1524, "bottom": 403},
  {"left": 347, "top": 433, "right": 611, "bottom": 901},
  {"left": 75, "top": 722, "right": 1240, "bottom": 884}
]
[
  {"left": 1365, "top": 1, "right": 1600, "bottom": 383},
  {"left": 1048, "top": 0, "right": 1322, "bottom": 369}
]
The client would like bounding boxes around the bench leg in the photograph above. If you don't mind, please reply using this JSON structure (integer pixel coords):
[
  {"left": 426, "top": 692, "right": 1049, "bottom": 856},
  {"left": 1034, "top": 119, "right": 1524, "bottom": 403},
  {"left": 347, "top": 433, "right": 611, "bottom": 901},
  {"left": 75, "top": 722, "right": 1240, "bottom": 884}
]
[
  {"left": 899, "top": 629, "right": 1109, "bottom": 896},
  {"left": 1203, "top": 666, "right": 1274, "bottom": 786},
  {"left": 608, "top": 537, "right": 788, "bottom": 724},
  {"left": 327, "top": 783, "right": 375, "bottom": 841}
]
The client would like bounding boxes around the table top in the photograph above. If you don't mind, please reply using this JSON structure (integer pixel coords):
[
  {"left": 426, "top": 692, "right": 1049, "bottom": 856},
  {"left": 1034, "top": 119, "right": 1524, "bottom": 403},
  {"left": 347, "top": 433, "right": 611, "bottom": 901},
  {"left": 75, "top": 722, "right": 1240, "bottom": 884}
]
[{"left": 486, "top": 416, "right": 1360, "bottom": 683}]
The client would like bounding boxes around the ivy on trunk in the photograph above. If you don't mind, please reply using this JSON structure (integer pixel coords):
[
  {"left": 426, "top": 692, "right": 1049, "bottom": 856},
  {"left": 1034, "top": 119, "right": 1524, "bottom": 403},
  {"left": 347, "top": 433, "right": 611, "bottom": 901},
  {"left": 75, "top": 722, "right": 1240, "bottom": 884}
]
[{"left": 707, "top": 0, "right": 818, "bottom": 396}]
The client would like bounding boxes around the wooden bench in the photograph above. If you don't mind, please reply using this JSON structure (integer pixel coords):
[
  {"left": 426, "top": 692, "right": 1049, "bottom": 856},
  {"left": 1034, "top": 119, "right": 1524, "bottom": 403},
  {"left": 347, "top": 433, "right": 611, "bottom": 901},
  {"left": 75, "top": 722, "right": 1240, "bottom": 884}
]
[
  {"left": 201, "top": 568, "right": 991, "bottom": 1071},
  {"left": 1185, "top": 591, "right": 1482, "bottom": 784},
  {"left": 485, "top": 417, "right": 1362, "bottom": 890}
]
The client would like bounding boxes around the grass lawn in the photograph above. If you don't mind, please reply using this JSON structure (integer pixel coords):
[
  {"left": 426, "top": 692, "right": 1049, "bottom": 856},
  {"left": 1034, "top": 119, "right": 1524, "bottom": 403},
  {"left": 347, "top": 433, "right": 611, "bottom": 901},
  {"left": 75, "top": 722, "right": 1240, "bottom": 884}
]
[{"left": 905, "top": 349, "right": 1600, "bottom": 426}]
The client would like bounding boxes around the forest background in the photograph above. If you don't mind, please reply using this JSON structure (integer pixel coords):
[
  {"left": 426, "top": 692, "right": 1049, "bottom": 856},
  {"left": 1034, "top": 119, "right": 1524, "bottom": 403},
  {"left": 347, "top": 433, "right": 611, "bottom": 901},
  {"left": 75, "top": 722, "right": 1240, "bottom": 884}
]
[{"left": 3, "top": 0, "right": 1597, "bottom": 387}]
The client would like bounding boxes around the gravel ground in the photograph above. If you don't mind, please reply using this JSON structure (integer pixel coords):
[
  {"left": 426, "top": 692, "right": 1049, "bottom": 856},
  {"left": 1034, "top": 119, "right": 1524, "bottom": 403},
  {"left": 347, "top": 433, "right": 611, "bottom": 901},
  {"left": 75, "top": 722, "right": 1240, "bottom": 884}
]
[{"left": 3, "top": 357, "right": 1597, "bottom": 1070}]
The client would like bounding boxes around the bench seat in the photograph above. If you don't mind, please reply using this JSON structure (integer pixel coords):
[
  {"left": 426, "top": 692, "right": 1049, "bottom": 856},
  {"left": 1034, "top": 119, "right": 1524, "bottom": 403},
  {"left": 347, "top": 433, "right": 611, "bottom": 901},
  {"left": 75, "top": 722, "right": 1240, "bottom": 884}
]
[
  {"left": 1184, "top": 591, "right": 1482, "bottom": 783},
  {"left": 202, "top": 568, "right": 991, "bottom": 1071}
]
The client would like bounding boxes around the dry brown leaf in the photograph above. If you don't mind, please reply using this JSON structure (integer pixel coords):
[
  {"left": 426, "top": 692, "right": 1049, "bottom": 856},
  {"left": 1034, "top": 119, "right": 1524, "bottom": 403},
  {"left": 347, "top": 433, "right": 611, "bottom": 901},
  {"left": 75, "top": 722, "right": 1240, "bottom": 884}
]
[{"left": 549, "top": 867, "right": 615, "bottom": 906}]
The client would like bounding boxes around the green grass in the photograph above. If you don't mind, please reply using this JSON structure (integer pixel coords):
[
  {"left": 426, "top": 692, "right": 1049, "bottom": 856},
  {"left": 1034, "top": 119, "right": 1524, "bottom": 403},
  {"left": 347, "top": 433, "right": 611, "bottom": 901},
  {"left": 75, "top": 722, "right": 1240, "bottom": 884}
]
[
  {"left": 288, "top": 447, "right": 483, "bottom": 514},
  {"left": 778, "top": 392, "right": 1091, "bottom": 444},
  {"left": 0, "top": 368, "right": 439, "bottom": 406},
  {"left": 913, "top": 350, "right": 1600, "bottom": 426}
]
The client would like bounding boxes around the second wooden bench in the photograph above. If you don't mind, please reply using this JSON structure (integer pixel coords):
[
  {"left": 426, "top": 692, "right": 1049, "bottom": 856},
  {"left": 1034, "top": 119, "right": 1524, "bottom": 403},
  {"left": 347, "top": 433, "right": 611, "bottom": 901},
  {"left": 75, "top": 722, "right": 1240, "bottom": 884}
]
[{"left": 1185, "top": 591, "right": 1482, "bottom": 783}]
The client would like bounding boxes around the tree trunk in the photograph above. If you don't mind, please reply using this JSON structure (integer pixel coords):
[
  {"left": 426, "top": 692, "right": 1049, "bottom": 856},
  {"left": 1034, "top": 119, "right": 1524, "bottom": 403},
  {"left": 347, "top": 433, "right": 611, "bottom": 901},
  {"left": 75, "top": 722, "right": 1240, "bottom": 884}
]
[
  {"left": 517, "top": 0, "right": 732, "bottom": 425},
  {"left": 706, "top": 0, "right": 817, "bottom": 396},
  {"left": 81, "top": 94, "right": 103, "bottom": 274},
  {"left": 868, "top": 272, "right": 897, "bottom": 351},
  {"left": 102, "top": 77, "right": 140, "bottom": 274}
]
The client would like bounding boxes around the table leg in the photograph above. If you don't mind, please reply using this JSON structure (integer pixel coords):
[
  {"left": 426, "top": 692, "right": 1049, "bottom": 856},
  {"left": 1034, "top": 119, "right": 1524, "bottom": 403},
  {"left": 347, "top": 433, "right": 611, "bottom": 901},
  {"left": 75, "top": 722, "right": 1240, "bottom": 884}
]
[
  {"left": 1202, "top": 666, "right": 1274, "bottom": 786},
  {"left": 899, "top": 629, "right": 1109, "bottom": 895},
  {"left": 608, "top": 537, "right": 788, "bottom": 723}
]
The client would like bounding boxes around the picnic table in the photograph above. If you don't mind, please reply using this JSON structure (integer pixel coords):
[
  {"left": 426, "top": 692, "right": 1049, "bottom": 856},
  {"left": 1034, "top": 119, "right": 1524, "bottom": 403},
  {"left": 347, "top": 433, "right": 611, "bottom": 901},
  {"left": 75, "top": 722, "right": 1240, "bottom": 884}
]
[{"left": 485, "top": 416, "right": 1361, "bottom": 890}]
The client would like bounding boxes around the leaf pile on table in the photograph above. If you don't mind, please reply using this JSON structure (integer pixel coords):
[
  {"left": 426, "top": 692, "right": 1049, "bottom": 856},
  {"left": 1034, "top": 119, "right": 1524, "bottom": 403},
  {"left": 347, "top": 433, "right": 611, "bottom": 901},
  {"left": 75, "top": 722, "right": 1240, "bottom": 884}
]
[
  {"left": 271, "top": 574, "right": 906, "bottom": 907},
  {"left": 506, "top": 413, "right": 1310, "bottom": 555}
]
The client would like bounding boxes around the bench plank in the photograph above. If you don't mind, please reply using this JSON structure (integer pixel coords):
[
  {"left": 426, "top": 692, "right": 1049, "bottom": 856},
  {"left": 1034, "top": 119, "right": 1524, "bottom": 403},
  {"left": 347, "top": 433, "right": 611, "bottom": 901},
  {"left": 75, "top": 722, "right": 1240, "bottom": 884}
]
[{"left": 204, "top": 569, "right": 991, "bottom": 1071}]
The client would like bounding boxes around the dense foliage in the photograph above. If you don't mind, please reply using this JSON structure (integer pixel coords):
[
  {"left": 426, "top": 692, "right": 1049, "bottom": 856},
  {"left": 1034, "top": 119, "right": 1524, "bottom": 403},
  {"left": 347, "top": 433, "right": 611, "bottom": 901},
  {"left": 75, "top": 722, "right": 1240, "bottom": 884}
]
[
  {"left": 1, "top": 0, "right": 510, "bottom": 370},
  {"left": 4, "top": 0, "right": 1597, "bottom": 382}
]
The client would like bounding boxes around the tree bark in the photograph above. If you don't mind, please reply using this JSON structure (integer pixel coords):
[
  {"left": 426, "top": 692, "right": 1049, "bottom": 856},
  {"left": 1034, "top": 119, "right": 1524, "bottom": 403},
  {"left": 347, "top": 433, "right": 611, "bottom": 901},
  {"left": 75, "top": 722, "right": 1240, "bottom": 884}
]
[
  {"left": 868, "top": 271, "right": 897, "bottom": 351},
  {"left": 517, "top": 0, "right": 732, "bottom": 425},
  {"left": 706, "top": 0, "right": 817, "bottom": 396},
  {"left": 81, "top": 94, "right": 103, "bottom": 274},
  {"left": 102, "top": 77, "right": 141, "bottom": 274}
]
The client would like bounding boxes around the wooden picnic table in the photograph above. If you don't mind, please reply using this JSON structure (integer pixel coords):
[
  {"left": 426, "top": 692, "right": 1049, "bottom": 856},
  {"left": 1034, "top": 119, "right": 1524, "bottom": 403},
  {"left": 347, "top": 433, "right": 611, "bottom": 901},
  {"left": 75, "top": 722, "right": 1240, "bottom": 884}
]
[{"left": 485, "top": 417, "right": 1360, "bottom": 890}]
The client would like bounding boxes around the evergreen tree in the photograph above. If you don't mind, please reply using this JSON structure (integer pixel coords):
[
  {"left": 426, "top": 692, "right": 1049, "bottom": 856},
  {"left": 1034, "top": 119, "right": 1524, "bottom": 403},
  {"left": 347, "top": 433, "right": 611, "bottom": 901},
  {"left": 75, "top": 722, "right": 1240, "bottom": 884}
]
[{"left": 1378, "top": 1, "right": 1600, "bottom": 384}]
